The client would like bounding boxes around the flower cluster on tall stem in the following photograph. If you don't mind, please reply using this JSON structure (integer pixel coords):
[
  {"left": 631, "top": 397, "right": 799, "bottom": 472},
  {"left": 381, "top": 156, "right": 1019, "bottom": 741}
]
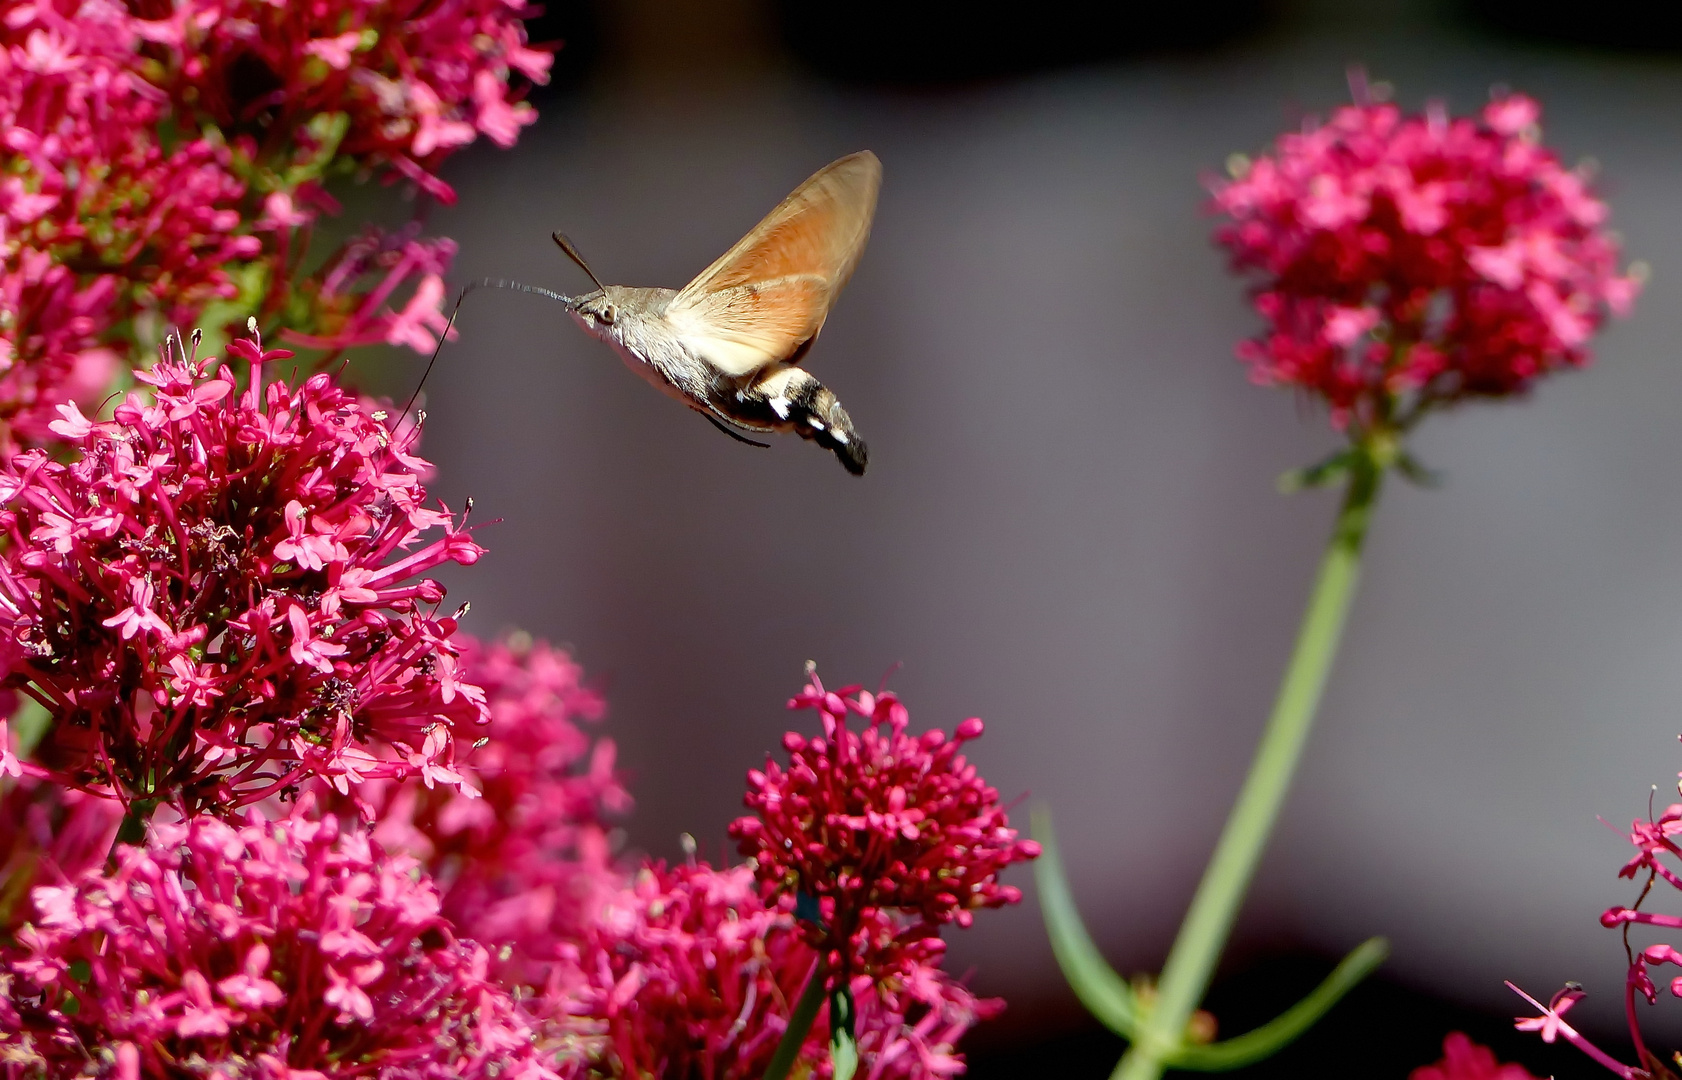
[
  {"left": 2, "top": 799, "right": 559, "bottom": 1079},
  {"left": 0, "top": 328, "right": 487, "bottom": 818},
  {"left": 727, "top": 669, "right": 1035, "bottom": 1080},
  {"left": 1038, "top": 75, "right": 1639, "bottom": 1080},
  {"left": 1210, "top": 75, "right": 1641, "bottom": 437}
]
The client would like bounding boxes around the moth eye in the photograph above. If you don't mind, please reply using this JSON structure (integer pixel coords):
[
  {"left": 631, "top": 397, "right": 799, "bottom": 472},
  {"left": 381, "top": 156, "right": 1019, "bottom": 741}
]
[{"left": 600, "top": 303, "right": 617, "bottom": 324}]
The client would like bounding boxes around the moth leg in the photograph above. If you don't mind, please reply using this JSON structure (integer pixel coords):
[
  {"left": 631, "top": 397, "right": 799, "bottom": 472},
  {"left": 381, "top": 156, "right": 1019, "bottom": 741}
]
[{"left": 703, "top": 412, "right": 771, "bottom": 448}]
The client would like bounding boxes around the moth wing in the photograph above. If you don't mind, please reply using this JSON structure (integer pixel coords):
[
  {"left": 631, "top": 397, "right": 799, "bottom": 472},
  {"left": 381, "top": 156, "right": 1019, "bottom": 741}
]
[{"left": 667, "top": 151, "right": 880, "bottom": 377}]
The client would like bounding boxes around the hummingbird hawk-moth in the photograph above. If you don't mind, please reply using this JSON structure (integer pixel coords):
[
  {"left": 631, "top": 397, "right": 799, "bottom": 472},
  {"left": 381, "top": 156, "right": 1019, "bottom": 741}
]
[
  {"left": 415, "top": 152, "right": 881, "bottom": 475},
  {"left": 559, "top": 151, "right": 879, "bottom": 475},
  {"left": 410, "top": 153, "right": 880, "bottom": 473}
]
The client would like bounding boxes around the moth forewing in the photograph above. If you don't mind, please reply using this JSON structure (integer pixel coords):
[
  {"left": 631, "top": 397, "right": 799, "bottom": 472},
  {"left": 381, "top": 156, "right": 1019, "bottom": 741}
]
[{"left": 665, "top": 151, "right": 881, "bottom": 376}]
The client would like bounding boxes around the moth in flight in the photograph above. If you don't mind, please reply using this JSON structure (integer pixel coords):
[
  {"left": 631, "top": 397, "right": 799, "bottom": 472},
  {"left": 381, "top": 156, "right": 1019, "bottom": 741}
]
[{"left": 551, "top": 151, "right": 879, "bottom": 475}]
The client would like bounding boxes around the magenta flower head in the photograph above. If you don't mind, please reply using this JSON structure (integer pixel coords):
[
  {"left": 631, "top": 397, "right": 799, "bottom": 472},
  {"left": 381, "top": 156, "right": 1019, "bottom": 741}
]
[
  {"left": 0, "top": 775, "right": 124, "bottom": 933},
  {"left": 1, "top": 798, "right": 557, "bottom": 1079},
  {"left": 137, "top": 0, "right": 552, "bottom": 203},
  {"left": 332, "top": 631, "right": 631, "bottom": 988},
  {"left": 560, "top": 859, "right": 998, "bottom": 1080},
  {"left": 0, "top": 328, "right": 487, "bottom": 817},
  {"left": 729, "top": 668, "right": 1039, "bottom": 985},
  {"left": 1409, "top": 1033, "right": 1541, "bottom": 1080},
  {"left": 0, "top": 3, "right": 255, "bottom": 442},
  {"left": 1211, "top": 76, "right": 1642, "bottom": 438}
]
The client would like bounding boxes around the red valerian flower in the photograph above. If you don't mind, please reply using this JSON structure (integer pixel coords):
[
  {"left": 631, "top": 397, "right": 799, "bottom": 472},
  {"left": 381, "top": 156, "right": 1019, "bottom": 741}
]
[
  {"left": 1, "top": 800, "right": 559, "bottom": 1079},
  {"left": 1, "top": 0, "right": 546, "bottom": 447},
  {"left": 552, "top": 859, "right": 999, "bottom": 1080},
  {"left": 326, "top": 632, "right": 631, "bottom": 990},
  {"left": 1409, "top": 1033, "right": 1542, "bottom": 1080},
  {"left": 0, "top": 1, "right": 256, "bottom": 442},
  {"left": 0, "top": 329, "right": 487, "bottom": 816},
  {"left": 1506, "top": 982, "right": 1638, "bottom": 1078},
  {"left": 134, "top": 0, "right": 552, "bottom": 204},
  {"left": 0, "top": 775, "right": 124, "bottom": 934},
  {"left": 730, "top": 670, "right": 1039, "bottom": 986},
  {"left": 278, "top": 226, "right": 460, "bottom": 355},
  {"left": 1210, "top": 78, "right": 1641, "bottom": 433}
]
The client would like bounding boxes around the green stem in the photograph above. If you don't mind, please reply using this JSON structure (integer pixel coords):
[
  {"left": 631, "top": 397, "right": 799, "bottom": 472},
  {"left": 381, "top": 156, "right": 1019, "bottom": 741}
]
[
  {"left": 764, "top": 956, "right": 829, "bottom": 1080},
  {"left": 1115, "top": 457, "right": 1383, "bottom": 1080}
]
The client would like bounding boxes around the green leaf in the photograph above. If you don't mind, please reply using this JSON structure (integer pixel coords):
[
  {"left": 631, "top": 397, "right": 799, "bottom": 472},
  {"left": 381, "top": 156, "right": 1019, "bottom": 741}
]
[
  {"left": 1031, "top": 807, "right": 1143, "bottom": 1037},
  {"left": 1163, "top": 937, "right": 1389, "bottom": 1071},
  {"left": 830, "top": 986, "right": 858, "bottom": 1080},
  {"left": 1277, "top": 449, "right": 1357, "bottom": 494},
  {"left": 10, "top": 694, "right": 52, "bottom": 758},
  {"left": 1394, "top": 451, "right": 1443, "bottom": 489}
]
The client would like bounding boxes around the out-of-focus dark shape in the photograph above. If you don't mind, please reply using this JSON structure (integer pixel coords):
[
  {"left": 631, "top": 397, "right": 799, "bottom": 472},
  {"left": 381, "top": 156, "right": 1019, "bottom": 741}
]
[
  {"left": 776, "top": 0, "right": 1277, "bottom": 85},
  {"left": 1462, "top": 0, "right": 1682, "bottom": 50},
  {"left": 525, "top": 0, "right": 603, "bottom": 88},
  {"left": 967, "top": 954, "right": 1591, "bottom": 1079}
]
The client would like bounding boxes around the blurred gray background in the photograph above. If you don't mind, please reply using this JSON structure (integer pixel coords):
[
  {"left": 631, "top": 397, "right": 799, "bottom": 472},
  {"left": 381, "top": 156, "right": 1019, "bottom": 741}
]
[{"left": 350, "top": 0, "right": 1682, "bottom": 1069}]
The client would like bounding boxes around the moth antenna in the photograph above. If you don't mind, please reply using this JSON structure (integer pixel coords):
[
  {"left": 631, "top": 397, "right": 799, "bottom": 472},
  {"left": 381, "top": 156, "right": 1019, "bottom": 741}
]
[
  {"left": 552, "top": 232, "right": 608, "bottom": 293},
  {"left": 703, "top": 413, "right": 771, "bottom": 448}
]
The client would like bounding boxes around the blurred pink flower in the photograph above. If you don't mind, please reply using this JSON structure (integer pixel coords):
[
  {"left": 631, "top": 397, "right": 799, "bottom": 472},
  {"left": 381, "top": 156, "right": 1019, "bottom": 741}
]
[
  {"left": 553, "top": 859, "right": 998, "bottom": 1080},
  {"left": 283, "top": 228, "right": 460, "bottom": 354},
  {"left": 730, "top": 670, "right": 1038, "bottom": 986},
  {"left": 0, "top": 775, "right": 123, "bottom": 933},
  {"left": 132, "top": 0, "right": 551, "bottom": 202},
  {"left": 0, "top": 1, "right": 255, "bottom": 442},
  {"left": 327, "top": 632, "right": 631, "bottom": 990},
  {"left": 0, "top": 330, "right": 487, "bottom": 816},
  {"left": 0, "top": 0, "right": 548, "bottom": 447},
  {"left": 1, "top": 800, "right": 559, "bottom": 1079},
  {"left": 1210, "top": 82, "right": 1641, "bottom": 432},
  {"left": 1409, "top": 1033, "right": 1542, "bottom": 1080}
]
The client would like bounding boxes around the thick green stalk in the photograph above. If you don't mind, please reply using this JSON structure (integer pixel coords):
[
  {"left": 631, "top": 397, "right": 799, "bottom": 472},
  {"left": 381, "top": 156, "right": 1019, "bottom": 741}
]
[
  {"left": 1115, "top": 460, "right": 1382, "bottom": 1080},
  {"left": 764, "top": 957, "right": 829, "bottom": 1080}
]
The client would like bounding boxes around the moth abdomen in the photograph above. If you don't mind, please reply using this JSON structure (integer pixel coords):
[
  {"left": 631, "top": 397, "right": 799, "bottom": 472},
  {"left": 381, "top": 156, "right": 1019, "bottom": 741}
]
[
  {"left": 743, "top": 366, "right": 868, "bottom": 476},
  {"left": 799, "top": 383, "right": 867, "bottom": 476}
]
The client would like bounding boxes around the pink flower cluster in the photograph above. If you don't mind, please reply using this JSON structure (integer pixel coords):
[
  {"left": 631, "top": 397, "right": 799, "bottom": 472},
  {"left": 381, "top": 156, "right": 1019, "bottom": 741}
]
[
  {"left": 134, "top": 0, "right": 551, "bottom": 201},
  {"left": 730, "top": 672, "right": 1039, "bottom": 985},
  {"left": 0, "top": 1, "right": 256, "bottom": 440},
  {"left": 0, "top": 332, "right": 486, "bottom": 815},
  {"left": 280, "top": 225, "right": 459, "bottom": 354},
  {"left": 1211, "top": 84, "right": 1641, "bottom": 432},
  {"left": 0, "top": 774, "right": 123, "bottom": 933},
  {"left": 555, "top": 859, "right": 998, "bottom": 1080},
  {"left": 0, "top": 0, "right": 549, "bottom": 444},
  {"left": 2, "top": 801, "right": 558, "bottom": 1079},
  {"left": 334, "top": 632, "right": 631, "bottom": 989}
]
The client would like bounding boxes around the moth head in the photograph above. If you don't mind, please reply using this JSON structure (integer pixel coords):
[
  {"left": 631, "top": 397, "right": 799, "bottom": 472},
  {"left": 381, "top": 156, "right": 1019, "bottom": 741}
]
[{"left": 570, "top": 288, "right": 625, "bottom": 337}]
